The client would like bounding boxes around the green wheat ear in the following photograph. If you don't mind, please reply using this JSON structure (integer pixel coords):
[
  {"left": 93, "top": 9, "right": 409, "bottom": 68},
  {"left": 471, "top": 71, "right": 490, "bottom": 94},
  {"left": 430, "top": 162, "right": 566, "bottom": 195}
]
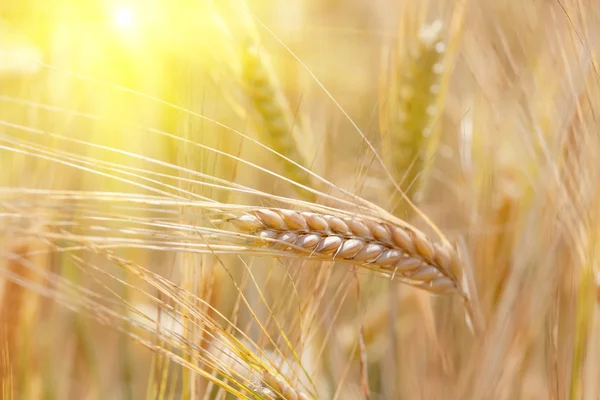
[
  {"left": 240, "top": 39, "right": 318, "bottom": 201},
  {"left": 388, "top": 20, "right": 445, "bottom": 206},
  {"left": 228, "top": 2, "right": 318, "bottom": 201}
]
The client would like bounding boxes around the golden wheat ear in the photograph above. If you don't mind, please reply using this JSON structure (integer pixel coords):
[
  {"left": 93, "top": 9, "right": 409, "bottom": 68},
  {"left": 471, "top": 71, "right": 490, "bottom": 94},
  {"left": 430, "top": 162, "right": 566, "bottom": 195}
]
[{"left": 229, "top": 208, "right": 461, "bottom": 295}]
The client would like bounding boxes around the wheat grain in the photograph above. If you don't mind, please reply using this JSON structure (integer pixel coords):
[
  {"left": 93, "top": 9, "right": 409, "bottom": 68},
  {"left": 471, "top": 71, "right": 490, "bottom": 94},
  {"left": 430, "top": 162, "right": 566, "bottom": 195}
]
[{"left": 230, "top": 208, "right": 460, "bottom": 294}]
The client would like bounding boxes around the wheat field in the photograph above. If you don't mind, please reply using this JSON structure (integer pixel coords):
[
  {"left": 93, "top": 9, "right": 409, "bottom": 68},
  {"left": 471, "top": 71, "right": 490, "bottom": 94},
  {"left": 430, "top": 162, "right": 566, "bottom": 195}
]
[{"left": 1, "top": 0, "right": 599, "bottom": 399}]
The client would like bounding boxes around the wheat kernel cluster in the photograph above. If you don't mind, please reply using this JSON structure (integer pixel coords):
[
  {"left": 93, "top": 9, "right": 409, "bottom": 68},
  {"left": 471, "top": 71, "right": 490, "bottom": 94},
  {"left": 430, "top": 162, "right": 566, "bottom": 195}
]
[{"left": 230, "top": 208, "right": 461, "bottom": 294}]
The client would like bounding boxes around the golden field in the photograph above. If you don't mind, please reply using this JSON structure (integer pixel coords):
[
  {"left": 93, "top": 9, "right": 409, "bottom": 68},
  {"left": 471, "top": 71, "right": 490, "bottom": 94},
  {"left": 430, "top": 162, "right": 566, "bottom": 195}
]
[{"left": 1, "top": 0, "right": 599, "bottom": 399}]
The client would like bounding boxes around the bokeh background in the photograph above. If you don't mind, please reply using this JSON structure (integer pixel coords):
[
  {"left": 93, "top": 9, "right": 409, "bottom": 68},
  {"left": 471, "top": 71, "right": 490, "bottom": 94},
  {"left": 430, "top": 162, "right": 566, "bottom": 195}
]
[{"left": 1, "top": 0, "right": 600, "bottom": 399}]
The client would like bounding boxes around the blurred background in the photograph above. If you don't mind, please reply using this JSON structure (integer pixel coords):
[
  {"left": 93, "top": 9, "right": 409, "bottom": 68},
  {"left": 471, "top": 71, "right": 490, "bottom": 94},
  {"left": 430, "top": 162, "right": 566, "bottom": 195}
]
[{"left": 1, "top": 0, "right": 600, "bottom": 399}]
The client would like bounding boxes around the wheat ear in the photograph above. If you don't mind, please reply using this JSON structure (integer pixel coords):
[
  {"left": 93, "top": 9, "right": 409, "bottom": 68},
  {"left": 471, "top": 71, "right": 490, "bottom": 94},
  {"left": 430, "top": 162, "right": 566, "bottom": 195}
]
[
  {"left": 388, "top": 20, "right": 445, "bottom": 202},
  {"left": 230, "top": 208, "right": 461, "bottom": 295},
  {"left": 208, "top": 337, "right": 312, "bottom": 400},
  {"left": 260, "top": 371, "right": 311, "bottom": 400},
  {"left": 239, "top": 28, "right": 317, "bottom": 200}
]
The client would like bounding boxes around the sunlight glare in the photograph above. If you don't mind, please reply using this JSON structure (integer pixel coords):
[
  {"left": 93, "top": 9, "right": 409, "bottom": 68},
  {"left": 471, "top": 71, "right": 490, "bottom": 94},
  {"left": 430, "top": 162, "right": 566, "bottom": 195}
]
[{"left": 112, "top": 5, "right": 136, "bottom": 31}]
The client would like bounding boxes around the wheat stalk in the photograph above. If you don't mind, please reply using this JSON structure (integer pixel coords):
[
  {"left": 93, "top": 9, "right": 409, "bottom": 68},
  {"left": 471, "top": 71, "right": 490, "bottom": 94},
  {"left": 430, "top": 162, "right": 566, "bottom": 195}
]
[{"left": 229, "top": 208, "right": 461, "bottom": 295}]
